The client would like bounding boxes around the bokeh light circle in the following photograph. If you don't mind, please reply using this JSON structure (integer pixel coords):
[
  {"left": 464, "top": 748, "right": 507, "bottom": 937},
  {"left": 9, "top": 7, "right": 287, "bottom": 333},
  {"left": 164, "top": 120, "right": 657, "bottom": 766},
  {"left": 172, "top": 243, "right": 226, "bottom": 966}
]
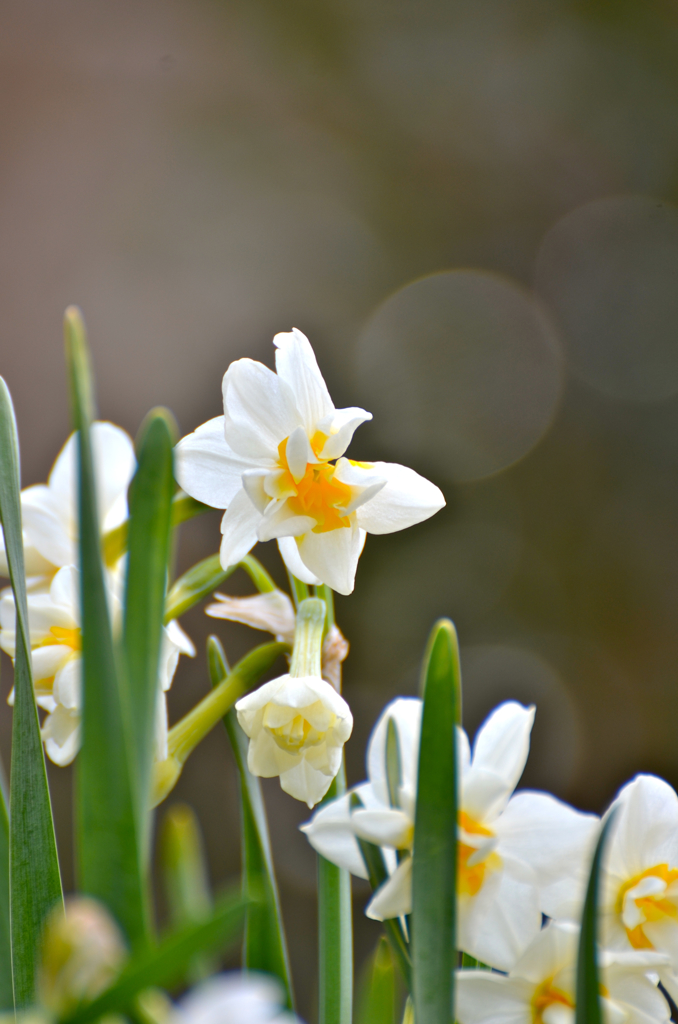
[
  {"left": 535, "top": 195, "right": 678, "bottom": 402},
  {"left": 356, "top": 270, "right": 564, "bottom": 481}
]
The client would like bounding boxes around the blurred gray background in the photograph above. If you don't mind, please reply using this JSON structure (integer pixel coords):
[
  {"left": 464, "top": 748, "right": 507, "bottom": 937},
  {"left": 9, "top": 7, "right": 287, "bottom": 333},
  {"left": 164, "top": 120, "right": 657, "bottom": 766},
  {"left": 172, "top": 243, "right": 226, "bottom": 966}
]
[{"left": 3, "top": 0, "right": 678, "bottom": 1017}]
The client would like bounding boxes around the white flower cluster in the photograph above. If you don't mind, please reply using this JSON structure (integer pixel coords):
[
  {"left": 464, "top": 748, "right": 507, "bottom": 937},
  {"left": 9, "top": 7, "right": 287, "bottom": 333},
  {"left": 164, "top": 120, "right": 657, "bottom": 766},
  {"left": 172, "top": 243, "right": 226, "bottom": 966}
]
[
  {"left": 0, "top": 423, "right": 194, "bottom": 766},
  {"left": 303, "top": 696, "right": 678, "bottom": 1023}
]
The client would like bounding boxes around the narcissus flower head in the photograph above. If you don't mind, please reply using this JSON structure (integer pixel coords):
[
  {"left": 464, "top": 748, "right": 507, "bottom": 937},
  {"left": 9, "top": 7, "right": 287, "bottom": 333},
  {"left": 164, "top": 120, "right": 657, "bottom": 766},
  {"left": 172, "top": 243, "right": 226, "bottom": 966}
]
[
  {"left": 176, "top": 972, "right": 302, "bottom": 1024},
  {"left": 302, "top": 697, "right": 598, "bottom": 971},
  {"left": 175, "top": 329, "right": 445, "bottom": 595},
  {"left": 235, "top": 597, "right": 352, "bottom": 807},
  {"left": 456, "top": 920, "right": 670, "bottom": 1024},
  {"left": 0, "top": 422, "right": 136, "bottom": 582}
]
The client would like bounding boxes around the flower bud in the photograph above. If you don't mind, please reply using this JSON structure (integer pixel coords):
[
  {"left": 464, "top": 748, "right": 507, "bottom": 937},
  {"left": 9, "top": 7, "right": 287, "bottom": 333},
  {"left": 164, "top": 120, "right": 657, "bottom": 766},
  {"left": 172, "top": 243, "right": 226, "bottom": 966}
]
[
  {"left": 37, "top": 897, "right": 126, "bottom": 1015},
  {"left": 235, "top": 598, "right": 352, "bottom": 807}
]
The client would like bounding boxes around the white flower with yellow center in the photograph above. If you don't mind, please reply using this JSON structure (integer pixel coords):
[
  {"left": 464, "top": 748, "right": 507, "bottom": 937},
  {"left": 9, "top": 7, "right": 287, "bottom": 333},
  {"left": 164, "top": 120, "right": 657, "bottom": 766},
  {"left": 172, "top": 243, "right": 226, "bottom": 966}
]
[
  {"left": 0, "top": 422, "right": 136, "bottom": 583},
  {"left": 175, "top": 329, "right": 445, "bottom": 595},
  {"left": 548, "top": 774, "right": 678, "bottom": 1004},
  {"left": 0, "top": 565, "right": 194, "bottom": 766},
  {"left": 456, "top": 920, "right": 669, "bottom": 1024},
  {"left": 235, "top": 597, "right": 353, "bottom": 807},
  {"left": 301, "top": 698, "right": 598, "bottom": 971}
]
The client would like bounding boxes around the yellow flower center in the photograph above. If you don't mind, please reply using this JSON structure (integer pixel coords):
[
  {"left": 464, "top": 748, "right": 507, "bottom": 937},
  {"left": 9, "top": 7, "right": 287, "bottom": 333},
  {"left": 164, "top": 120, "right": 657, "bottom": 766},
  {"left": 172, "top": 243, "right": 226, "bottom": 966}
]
[
  {"left": 36, "top": 626, "right": 82, "bottom": 651},
  {"left": 458, "top": 811, "right": 502, "bottom": 897},
  {"left": 531, "top": 979, "right": 575, "bottom": 1024},
  {"left": 617, "top": 863, "right": 678, "bottom": 948},
  {"left": 278, "top": 437, "right": 353, "bottom": 534},
  {"left": 264, "top": 702, "right": 336, "bottom": 755}
]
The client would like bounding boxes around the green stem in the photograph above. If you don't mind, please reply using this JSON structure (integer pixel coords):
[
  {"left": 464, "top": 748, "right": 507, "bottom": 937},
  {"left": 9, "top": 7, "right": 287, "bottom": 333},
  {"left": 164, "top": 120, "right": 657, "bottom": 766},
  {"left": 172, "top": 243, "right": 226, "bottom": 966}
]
[
  {"left": 286, "top": 569, "right": 310, "bottom": 609},
  {"left": 318, "top": 761, "right": 353, "bottom": 1024}
]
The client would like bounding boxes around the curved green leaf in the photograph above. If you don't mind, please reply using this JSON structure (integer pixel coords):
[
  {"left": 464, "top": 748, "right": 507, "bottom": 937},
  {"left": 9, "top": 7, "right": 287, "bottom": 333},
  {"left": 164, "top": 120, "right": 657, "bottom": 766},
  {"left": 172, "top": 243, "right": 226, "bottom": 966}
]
[
  {"left": 0, "top": 377, "right": 63, "bottom": 1005},
  {"left": 208, "top": 636, "right": 294, "bottom": 1009},
  {"left": 575, "top": 811, "right": 617, "bottom": 1024},
  {"left": 65, "top": 307, "right": 146, "bottom": 948},
  {"left": 122, "top": 409, "right": 176, "bottom": 864},
  {"left": 412, "top": 619, "right": 461, "bottom": 1024}
]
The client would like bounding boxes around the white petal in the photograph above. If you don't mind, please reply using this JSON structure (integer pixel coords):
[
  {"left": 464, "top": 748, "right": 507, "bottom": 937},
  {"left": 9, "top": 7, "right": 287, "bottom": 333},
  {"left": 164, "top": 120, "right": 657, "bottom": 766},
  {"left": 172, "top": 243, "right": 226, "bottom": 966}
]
[
  {"left": 165, "top": 619, "right": 196, "bottom": 658},
  {"left": 280, "top": 758, "right": 335, "bottom": 808},
  {"left": 21, "top": 486, "right": 73, "bottom": 567},
  {"left": 285, "top": 426, "right": 314, "bottom": 483},
  {"left": 41, "top": 705, "right": 81, "bottom": 766},
  {"left": 511, "top": 920, "right": 579, "bottom": 984},
  {"left": 206, "top": 591, "right": 296, "bottom": 643},
  {"left": 367, "top": 697, "right": 423, "bottom": 807},
  {"left": 300, "top": 789, "right": 369, "bottom": 879},
  {"left": 273, "top": 329, "right": 334, "bottom": 435},
  {"left": 366, "top": 856, "right": 412, "bottom": 920},
  {"left": 471, "top": 702, "right": 535, "bottom": 808},
  {"left": 176, "top": 416, "right": 256, "bottom": 510},
  {"left": 177, "top": 972, "right": 293, "bottom": 1024},
  {"left": 223, "top": 358, "right": 301, "bottom": 461},
  {"left": 495, "top": 792, "right": 599, "bottom": 898},
  {"left": 455, "top": 972, "right": 533, "bottom": 1024},
  {"left": 242, "top": 470, "right": 272, "bottom": 515},
  {"left": 333, "top": 459, "right": 387, "bottom": 515},
  {"left": 247, "top": 730, "right": 298, "bottom": 777},
  {"left": 460, "top": 872, "right": 542, "bottom": 972},
  {"left": 91, "top": 422, "right": 136, "bottom": 526},
  {"left": 219, "top": 489, "right": 261, "bottom": 568},
  {"left": 354, "top": 461, "right": 445, "bottom": 535},
  {"left": 462, "top": 768, "right": 516, "bottom": 823},
  {"left": 606, "top": 774, "right": 678, "bottom": 880},
  {"left": 276, "top": 536, "right": 321, "bottom": 585},
  {"left": 296, "top": 522, "right": 365, "bottom": 595},
  {"left": 257, "top": 503, "right": 316, "bottom": 543},
  {"left": 316, "top": 408, "right": 373, "bottom": 461},
  {"left": 50, "top": 564, "right": 79, "bottom": 613},
  {"left": 53, "top": 656, "right": 82, "bottom": 711},
  {"left": 351, "top": 807, "right": 412, "bottom": 849},
  {"left": 31, "top": 645, "right": 70, "bottom": 683}
]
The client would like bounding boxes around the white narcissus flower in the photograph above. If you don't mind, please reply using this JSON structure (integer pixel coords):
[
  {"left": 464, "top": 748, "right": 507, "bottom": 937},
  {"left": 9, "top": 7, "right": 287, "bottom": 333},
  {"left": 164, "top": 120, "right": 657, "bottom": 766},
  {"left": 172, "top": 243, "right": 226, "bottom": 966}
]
[
  {"left": 301, "top": 697, "right": 598, "bottom": 972},
  {"left": 176, "top": 972, "right": 302, "bottom": 1024},
  {"left": 456, "top": 920, "right": 670, "bottom": 1024},
  {"left": 0, "top": 565, "right": 194, "bottom": 767},
  {"left": 0, "top": 422, "right": 136, "bottom": 582},
  {"left": 175, "top": 328, "right": 445, "bottom": 595},
  {"left": 551, "top": 774, "right": 678, "bottom": 1004},
  {"left": 236, "top": 673, "right": 353, "bottom": 808}
]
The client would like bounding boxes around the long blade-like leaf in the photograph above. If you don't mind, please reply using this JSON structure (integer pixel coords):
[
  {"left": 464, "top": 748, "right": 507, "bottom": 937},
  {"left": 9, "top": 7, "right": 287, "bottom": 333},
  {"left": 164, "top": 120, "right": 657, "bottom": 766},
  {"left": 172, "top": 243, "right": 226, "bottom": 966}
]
[
  {"left": 122, "top": 409, "right": 175, "bottom": 863},
  {"left": 59, "top": 890, "right": 246, "bottom": 1024},
  {"left": 412, "top": 619, "right": 461, "bottom": 1024},
  {"left": 64, "top": 307, "right": 146, "bottom": 947},
  {"left": 0, "top": 377, "right": 63, "bottom": 1005},
  {"left": 0, "top": 775, "right": 11, "bottom": 1009},
  {"left": 575, "top": 812, "right": 616, "bottom": 1024},
  {"left": 207, "top": 636, "right": 294, "bottom": 1008}
]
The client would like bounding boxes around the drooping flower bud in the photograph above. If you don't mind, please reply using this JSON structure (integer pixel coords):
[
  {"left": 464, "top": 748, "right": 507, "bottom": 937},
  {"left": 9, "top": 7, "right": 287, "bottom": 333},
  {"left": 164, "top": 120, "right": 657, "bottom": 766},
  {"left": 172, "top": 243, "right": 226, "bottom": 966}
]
[
  {"left": 37, "top": 897, "right": 126, "bottom": 1015},
  {"left": 235, "top": 598, "right": 352, "bottom": 807}
]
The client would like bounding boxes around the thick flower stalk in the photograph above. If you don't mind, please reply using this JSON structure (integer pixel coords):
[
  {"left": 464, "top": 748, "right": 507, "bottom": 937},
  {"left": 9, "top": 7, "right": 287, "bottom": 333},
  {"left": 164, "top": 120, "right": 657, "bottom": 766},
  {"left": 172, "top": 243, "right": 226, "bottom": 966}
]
[
  {"left": 0, "top": 421, "right": 136, "bottom": 584},
  {"left": 205, "top": 587, "right": 349, "bottom": 689},
  {"left": 175, "top": 328, "right": 445, "bottom": 594},
  {"left": 552, "top": 774, "right": 678, "bottom": 1002},
  {"left": 235, "top": 597, "right": 352, "bottom": 807},
  {"left": 302, "top": 697, "right": 598, "bottom": 970},
  {"left": 0, "top": 564, "right": 194, "bottom": 766},
  {"left": 456, "top": 919, "right": 670, "bottom": 1024},
  {"left": 176, "top": 972, "right": 303, "bottom": 1024}
]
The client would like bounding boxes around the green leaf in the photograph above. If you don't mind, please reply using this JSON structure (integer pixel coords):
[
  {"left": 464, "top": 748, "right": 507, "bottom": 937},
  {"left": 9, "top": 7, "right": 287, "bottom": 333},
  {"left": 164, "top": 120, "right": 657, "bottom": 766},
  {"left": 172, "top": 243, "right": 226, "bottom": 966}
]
[
  {"left": 350, "top": 794, "right": 411, "bottom": 987},
  {"left": 59, "top": 890, "right": 246, "bottom": 1024},
  {"left": 122, "top": 409, "right": 176, "bottom": 863},
  {"left": 0, "top": 376, "right": 63, "bottom": 1006},
  {"left": 0, "top": 776, "right": 12, "bottom": 1010},
  {"left": 356, "top": 938, "right": 399, "bottom": 1024},
  {"left": 412, "top": 619, "right": 461, "bottom": 1024},
  {"left": 575, "top": 811, "right": 617, "bottom": 1024},
  {"left": 64, "top": 307, "right": 147, "bottom": 948},
  {"left": 207, "top": 636, "right": 295, "bottom": 1009},
  {"left": 164, "top": 555, "right": 235, "bottom": 623},
  {"left": 318, "top": 766, "right": 353, "bottom": 1024}
]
